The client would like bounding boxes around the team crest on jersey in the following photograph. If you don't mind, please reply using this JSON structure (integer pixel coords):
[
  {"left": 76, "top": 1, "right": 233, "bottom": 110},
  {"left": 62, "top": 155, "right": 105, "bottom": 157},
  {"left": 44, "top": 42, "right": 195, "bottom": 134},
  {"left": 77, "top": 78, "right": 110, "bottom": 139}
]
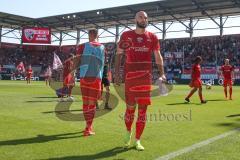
[
  {"left": 24, "top": 29, "right": 35, "bottom": 41},
  {"left": 119, "top": 39, "right": 133, "bottom": 50},
  {"left": 137, "top": 37, "right": 143, "bottom": 43}
]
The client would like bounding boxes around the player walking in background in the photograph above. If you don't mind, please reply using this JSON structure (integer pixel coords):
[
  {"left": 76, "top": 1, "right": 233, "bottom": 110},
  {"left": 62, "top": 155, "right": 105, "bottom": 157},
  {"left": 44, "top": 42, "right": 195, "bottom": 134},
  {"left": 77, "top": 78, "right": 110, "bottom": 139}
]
[
  {"left": 101, "top": 62, "right": 112, "bottom": 110},
  {"left": 220, "top": 59, "right": 235, "bottom": 100},
  {"left": 185, "top": 56, "right": 207, "bottom": 104},
  {"left": 26, "top": 65, "right": 33, "bottom": 84},
  {"left": 76, "top": 29, "right": 105, "bottom": 136},
  {"left": 16, "top": 61, "right": 25, "bottom": 78},
  {"left": 59, "top": 54, "right": 75, "bottom": 102},
  {"left": 45, "top": 65, "right": 52, "bottom": 86},
  {"left": 115, "top": 11, "right": 165, "bottom": 151}
]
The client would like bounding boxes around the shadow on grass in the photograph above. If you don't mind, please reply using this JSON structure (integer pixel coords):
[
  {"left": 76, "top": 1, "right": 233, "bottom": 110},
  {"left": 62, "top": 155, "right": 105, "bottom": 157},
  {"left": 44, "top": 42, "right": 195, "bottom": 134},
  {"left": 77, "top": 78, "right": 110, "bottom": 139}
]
[
  {"left": 25, "top": 100, "right": 82, "bottom": 103},
  {"left": 42, "top": 147, "right": 134, "bottom": 160},
  {"left": 213, "top": 122, "right": 240, "bottom": 129},
  {"left": 226, "top": 114, "right": 240, "bottom": 118},
  {"left": 0, "top": 131, "right": 83, "bottom": 146},
  {"left": 25, "top": 100, "right": 57, "bottom": 103},
  {"left": 42, "top": 108, "right": 110, "bottom": 114},
  {"left": 34, "top": 96, "right": 58, "bottom": 99},
  {"left": 206, "top": 99, "right": 226, "bottom": 102},
  {"left": 167, "top": 99, "right": 226, "bottom": 106},
  {"left": 42, "top": 109, "right": 83, "bottom": 114},
  {"left": 166, "top": 102, "right": 201, "bottom": 106}
]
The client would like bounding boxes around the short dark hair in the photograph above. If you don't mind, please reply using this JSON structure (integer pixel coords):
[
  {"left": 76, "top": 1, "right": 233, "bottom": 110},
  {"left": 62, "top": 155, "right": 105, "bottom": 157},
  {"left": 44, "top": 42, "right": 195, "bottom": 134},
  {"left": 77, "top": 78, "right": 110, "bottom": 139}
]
[
  {"left": 88, "top": 29, "right": 98, "bottom": 38},
  {"left": 194, "top": 56, "right": 202, "bottom": 63}
]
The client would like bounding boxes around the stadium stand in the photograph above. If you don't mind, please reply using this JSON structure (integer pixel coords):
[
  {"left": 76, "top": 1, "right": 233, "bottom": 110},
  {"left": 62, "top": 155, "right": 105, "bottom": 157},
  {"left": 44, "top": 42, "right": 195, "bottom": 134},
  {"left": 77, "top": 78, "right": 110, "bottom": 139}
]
[{"left": 1, "top": 34, "right": 240, "bottom": 81}]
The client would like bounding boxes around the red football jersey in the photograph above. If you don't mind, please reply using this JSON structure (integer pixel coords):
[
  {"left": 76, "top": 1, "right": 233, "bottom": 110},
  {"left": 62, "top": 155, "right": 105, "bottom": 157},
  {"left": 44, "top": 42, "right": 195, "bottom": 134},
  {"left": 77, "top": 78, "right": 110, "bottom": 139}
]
[
  {"left": 119, "top": 30, "right": 160, "bottom": 74},
  {"left": 63, "top": 59, "right": 73, "bottom": 78},
  {"left": 27, "top": 69, "right": 32, "bottom": 74},
  {"left": 221, "top": 65, "right": 234, "bottom": 80},
  {"left": 191, "top": 64, "right": 201, "bottom": 80}
]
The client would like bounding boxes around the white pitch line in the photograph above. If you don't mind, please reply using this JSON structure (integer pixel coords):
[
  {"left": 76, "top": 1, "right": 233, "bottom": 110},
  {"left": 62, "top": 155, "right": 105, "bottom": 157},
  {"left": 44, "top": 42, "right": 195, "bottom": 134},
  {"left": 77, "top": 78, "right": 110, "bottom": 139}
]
[{"left": 156, "top": 128, "right": 240, "bottom": 160}]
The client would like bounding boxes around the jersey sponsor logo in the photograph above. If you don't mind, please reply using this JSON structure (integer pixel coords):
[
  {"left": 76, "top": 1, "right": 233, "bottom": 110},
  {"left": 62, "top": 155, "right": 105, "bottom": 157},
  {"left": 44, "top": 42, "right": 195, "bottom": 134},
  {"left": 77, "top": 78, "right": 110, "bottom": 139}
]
[{"left": 132, "top": 46, "right": 150, "bottom": 52}]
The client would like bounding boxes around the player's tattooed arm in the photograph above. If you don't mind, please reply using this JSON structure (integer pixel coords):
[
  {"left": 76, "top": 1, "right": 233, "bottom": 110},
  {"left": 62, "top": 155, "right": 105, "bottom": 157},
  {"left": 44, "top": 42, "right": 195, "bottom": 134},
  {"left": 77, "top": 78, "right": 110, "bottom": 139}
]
[
  {"left": 114, "top": 45, "right": 124, "bottom": 85},
  {"left": 72, "top": 54, "right": 81, "bottom": 71},
  {"left": 154, "top": 50, "right": 165, "bottom": 78}
]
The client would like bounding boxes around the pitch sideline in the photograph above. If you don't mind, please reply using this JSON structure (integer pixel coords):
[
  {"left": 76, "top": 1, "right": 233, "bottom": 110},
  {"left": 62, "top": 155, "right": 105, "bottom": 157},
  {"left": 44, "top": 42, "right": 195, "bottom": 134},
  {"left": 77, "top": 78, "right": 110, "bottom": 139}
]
[{"left": 155, "top": 128, "right": 240, "bottom": 160}]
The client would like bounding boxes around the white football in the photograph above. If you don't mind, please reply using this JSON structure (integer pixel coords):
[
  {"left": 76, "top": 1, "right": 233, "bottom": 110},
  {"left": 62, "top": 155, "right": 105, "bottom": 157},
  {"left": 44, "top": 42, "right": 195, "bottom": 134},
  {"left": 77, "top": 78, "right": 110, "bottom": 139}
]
[{"left": 206, "top": 83, "right": 212, "bottom": 90}]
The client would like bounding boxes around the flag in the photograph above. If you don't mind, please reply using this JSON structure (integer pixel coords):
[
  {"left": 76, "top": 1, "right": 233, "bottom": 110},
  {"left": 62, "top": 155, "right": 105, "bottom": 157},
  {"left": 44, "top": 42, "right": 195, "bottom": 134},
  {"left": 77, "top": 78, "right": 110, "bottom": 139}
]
[
  {"left": 53, "top": 53, "right": 63, "bottom": 70},
  {"left": 16, "top": 61, "right": 25, "bottom": 73}
]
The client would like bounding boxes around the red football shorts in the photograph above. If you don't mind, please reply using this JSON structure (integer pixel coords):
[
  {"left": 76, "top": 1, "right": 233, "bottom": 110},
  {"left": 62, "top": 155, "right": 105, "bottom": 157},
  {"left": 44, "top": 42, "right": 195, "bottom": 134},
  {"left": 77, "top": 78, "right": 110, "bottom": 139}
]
[
  {"left": 26, "top": 74, "right": 32, "bottom": 79},
  {"left": 63, "top": 74, "right": 75, "bottom": 86},
  {"left": 223, "top": 79, "right": 233, "bottom": 87},
  {"left": 189, "top": 79, "right": 202, "bottom": 88},
  {"left": 125, "top": 71, "right": 151, "bottom": 106},
  {"left": 80, "top": 78, "right": 102, "bottom": 102},
  {"left": 45, "top": 76, "right": 50, "bottom": 80}
]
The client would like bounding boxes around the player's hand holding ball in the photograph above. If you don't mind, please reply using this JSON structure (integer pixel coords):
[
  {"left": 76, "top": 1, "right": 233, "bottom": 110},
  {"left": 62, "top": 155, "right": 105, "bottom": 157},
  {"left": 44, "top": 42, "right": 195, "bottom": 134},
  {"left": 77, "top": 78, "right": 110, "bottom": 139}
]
[{"left": 159, "top": 74, "right": 166, "bottom": 82}]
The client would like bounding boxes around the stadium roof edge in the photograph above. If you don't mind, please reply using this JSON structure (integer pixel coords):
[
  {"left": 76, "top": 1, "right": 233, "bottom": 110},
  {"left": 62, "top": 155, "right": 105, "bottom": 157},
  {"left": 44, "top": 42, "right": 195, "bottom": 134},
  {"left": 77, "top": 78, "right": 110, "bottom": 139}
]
[
  {"left": 0, "top": 0, "right": 240, "bottom": 32},
  {"left": 35, "top": 0, "right": 164, "bottom": 19},
  {"left": 0, "top": 12, "right": 35, "bottom": 27}
]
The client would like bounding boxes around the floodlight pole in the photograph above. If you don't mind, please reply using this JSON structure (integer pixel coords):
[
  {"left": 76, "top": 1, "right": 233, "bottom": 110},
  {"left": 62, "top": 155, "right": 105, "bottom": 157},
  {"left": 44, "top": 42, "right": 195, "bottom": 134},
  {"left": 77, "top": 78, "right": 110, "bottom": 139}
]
[
  {"left": 162, "top": 20, "right": 166, "bottom": 40},
  {"left": 76, "top": 29, "right": 80, "bottom": 46},
  {"left": 189, "top": 17, "right": 194, "bottom": 39},
  {"left": 20, "top": 30, "right": 23, "bottom": 46},
  {"left": 0, "top": 26, "right": 2, "bottom": 48},
  {"left": 220, "top": 14, "right": 223, "bottom": 37},
  {"left": 59, "top": 31, "right": 63, "bottom": 47},
  {"left": 115, "top": 25, "right": 119, "bottom": 43}
]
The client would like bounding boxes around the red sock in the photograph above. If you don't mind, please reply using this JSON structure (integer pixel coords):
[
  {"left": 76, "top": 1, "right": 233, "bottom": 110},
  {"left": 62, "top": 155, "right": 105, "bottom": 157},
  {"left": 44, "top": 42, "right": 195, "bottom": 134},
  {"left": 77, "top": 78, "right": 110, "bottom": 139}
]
[
  {"left": 136, "top": 107, "right": 147, "bottom": 140},
  {"left": 83, "top": 104, "right": 96, "bottom": 130},
  {"left": 68, "top": 86, "right": 73, "bottom": 97},
  {"left": 224, "top": 87, "right": 227, "bottom": 98},
  {"left": 186, "top": 89, "right": 195, "bottom": 99},
  {"left": 124, "top": 108, "right": 135, "bottom": 132},
  {"left": 229, "top": 87, "right": 232, "bottom": 98},
  {"left": 198, "top": 91, "right": 203, "bottom": 101}
]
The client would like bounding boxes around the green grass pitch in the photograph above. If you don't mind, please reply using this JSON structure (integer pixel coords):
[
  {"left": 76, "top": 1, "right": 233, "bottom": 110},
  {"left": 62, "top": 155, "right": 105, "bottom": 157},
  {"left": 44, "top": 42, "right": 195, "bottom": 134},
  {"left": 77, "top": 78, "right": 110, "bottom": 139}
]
[{"left": 0, "top": 80, "right": 240, "bottom": 160}]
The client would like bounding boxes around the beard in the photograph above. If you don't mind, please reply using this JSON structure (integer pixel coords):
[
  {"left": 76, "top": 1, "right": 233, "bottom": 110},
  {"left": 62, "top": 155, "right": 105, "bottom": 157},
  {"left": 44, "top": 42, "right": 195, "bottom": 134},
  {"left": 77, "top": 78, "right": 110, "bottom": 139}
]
[{"left": 136, "top": 21, "right": 148, "bottom": 29}]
